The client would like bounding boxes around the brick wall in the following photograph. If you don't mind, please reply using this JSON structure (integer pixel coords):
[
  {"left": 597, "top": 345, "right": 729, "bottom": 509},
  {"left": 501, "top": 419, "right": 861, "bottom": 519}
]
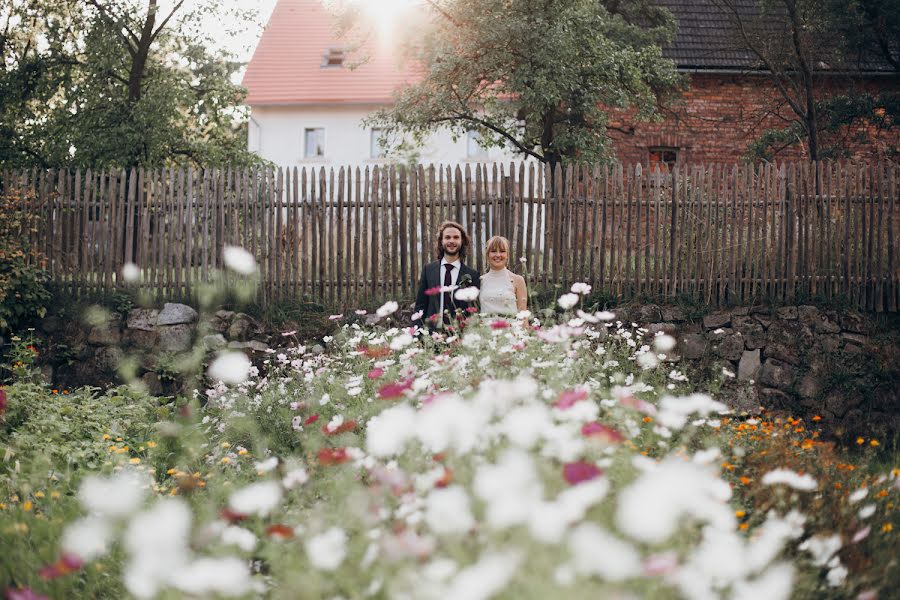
[{"left": 607, "top": 73, "right": 899, "bottom": 165}]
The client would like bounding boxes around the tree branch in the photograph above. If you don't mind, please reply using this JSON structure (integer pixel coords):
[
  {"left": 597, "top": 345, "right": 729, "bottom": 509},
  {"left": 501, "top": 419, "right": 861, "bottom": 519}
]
[
  {"left": 150, "top": 0, "right": 185, "bottom": 44},
  {"left": 85, "top": 0, "right": 140, "bottom": 48},
  {"left": 429, "top": 113, "right": 545, "bottom": 162}
]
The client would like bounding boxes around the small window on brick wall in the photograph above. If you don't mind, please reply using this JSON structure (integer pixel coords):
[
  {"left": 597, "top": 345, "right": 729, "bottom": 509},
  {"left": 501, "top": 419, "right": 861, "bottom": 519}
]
[{"left": 648, "top": 146, "right": 679, "bottom": 172}]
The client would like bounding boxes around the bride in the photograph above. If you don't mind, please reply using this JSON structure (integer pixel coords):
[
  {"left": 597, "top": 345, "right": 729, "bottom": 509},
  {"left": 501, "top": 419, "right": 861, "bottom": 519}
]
[{"left": 479, "top": 235, "right": 527, "bottom": 315}]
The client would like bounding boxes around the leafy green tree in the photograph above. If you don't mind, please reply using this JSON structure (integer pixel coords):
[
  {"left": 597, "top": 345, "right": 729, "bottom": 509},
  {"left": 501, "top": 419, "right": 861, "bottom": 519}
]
[
  {"left": 715, "top": 0, "right": 898, "bottom": 161},
  {"left": 360, "top": 0, "right": 683, "bottom": 167},
  {"left": 0, "top": 0, "right": 258, "bottom": 168}
]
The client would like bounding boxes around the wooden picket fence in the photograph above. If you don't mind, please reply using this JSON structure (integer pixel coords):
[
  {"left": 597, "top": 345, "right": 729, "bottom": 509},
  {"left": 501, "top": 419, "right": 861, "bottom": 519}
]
[{"left": 2, "top": 161, "right": 898, "bottom": 311}]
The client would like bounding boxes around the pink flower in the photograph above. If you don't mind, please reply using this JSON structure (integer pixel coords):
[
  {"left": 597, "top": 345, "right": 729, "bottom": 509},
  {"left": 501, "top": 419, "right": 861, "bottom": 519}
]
[
  {"left": 619, "top": 394, "right": 658, "bottom": 416},
  {"left": 563, "top": 461, "right": 603, "bottom": 485},
  {"left": 5, "top": 588, "right": 49, "bottom": 600},
  {"left": 581, "top": 422, "right": 625, "bottom": 444},
  {"left": 38, "top": 554, "right": 83, "bottom": 580},
  {"left": 852, "top": 526, "right": 871, "bottom": 544},
  {"left": 378, "top": 379, "right": 413, "bottom": 400},
  {"left": 318, "top": 447, "right": 350, "bottom": 466},
  {"left": 643, "top": 552, "right": 678, "bottom": 576},
  {"left": 0, "top": 388, "right": 6, "bottom": 415},
  {"left": 368, "top": 368, "right": 384, "bottom": 379},
  {"left": 489, "top": 320, "right": 510, "bottom": 329},
  {"left": 555, "top": 388, "right": 589, "bottom": 409},
  {"left": 266, "top": 524, "right": 295, "bottom": 540},
  {"left": 328, "top": 314, "right": 343, "bottom": 320},
  {"left": 424, "top": 286, "right": 443, "bottom": 296}
]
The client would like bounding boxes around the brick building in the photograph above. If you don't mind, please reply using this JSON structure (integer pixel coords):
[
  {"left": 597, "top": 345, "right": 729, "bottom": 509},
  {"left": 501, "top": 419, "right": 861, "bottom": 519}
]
[{"left": 609, "top": 0, "right": 899, "bottom": 166}]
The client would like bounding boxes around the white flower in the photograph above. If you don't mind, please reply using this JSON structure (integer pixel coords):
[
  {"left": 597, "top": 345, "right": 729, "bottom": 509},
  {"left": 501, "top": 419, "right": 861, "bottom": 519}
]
[
  {"left": 557, "top": 293, "right": 579, "bottom": 310},
  {"left": 208, "top": 352, "right": 252, "bottom": 385},
  {"left": 221, "top": 526, "right": 258, "bottom": 552},
  {"left": 569, "top": 523, "right": 641, "bottom": 581},
  {"left": 121, "top": 262, "right": 141, "bottom": 282},
  {"left": 454, "top": 286, "right": 480, "bottom": 302},
  {"left": 519, "top": 256, "right": 527, "bottom": 263},
  {"left": 516, "top": 310, "right": 532, "bottom": 320},
  {"left": 848, "top": 487, "right": 868, "bottom": 504},
  {"left": 376, "top": 301, "right": 399, "bottom": 317},
  {"left": 826, "top": 562, "right": 848, "bottom": 587},
  {"left": 282, "top": 467, "right": 309, "bottom": 489},
  {"left": 425, "top": 486, "right": 476, "bottom": 535},
  {"left": 411, "top": 310, "right": 424, "bottom": 321},
  {"left": 730, "top": 563, "right": 795, "bottom": 600},
  {"left": 595, "top": 310, "right": 616, "bottom": 321},
  {"left": 443, "top": 551, "right": 522, "bottom": 600},
  {"left": 616, "top": 458, "right": 732, "bottom": 544},
  {"left": 254, "top": 457, "right": 278, "bottom": 473},
  {"left": 61, "top": 516, "right": 113, "bottom": 560},
  {"left": 858, "top": 504, "right": 876, "bottom": 519},
  {"left": 653, "top": 334, "right": 676, "bottom": 352},
  {"left": 170, "top": 557, "right": 253, "bottom": 597},
  {"left": 124, "top": 499, "right": 192, "bottom": 599},
  {"left": 761, "top": 469, "right": 818, "bottom": 491},
  {"left": 228, "top": 481, "right": 283, "bottom": 517},
  {"left": 390, "top": 332, "right": 414, "bottom": 350},
  {"left": 570, "top": 282, "right": 592, "bottom": 295},
  {"left": 798, "top": 534, "right": 842, "bottom": 566},
  {"left": 223, "top": 245, "right": 257, "bottom": 275},
  {"left": 366, "top": 404, "right": 417, "bottom": 457},
  {"left": 79, "top": 470, "right": 149, "bottom": 519},
  {"left": 306, "top": 527, "right": 347, "bottom": 571}
]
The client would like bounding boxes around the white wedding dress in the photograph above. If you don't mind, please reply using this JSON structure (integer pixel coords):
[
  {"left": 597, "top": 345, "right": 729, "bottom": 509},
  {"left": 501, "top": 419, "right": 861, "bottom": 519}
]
[{"left": 480, "top": 268, "right": 518, "bottom": 315}]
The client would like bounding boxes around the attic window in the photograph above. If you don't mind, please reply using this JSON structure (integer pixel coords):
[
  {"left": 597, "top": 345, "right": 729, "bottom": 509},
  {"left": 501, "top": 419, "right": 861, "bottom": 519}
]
[{"left": 322, "top": 47, "right": 345, "bottom": 68}]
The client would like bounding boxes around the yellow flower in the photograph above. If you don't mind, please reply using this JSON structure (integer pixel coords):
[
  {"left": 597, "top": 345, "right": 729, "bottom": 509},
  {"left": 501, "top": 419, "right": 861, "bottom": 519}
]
[
  {"left": 129, "top": 458, "right": 141, "bottom": 465},
  {"left": 0, "top": 503, "right": 6, "bottom": 510},
  {"left": 856, "top": 437, "right": 865, "bottom": 445},
  {"left": 870, "top": 439, "right": 880, "bottom": 447},
  {"left": 34, "top": 491, "right": 44, "bottom": 499},
  {"left": 166, "top": 468, "right": 177, "bottom": 475},
  {"left": 221, "top": 442, "right": 231, "bottom": 448},
  {"left": 23, "top": 501, "right": 33, "bottom": 511},
  {"left": 221, "top": 457, "right": 231, "bottom": 464},
  {"left": 50, "top": 491, "right": 60, "bottom": 500},
  {"left": 238, "top": 448, "right": 248, "bottom": 456},
  {"left": 116, "top": 437, "right": 124, "bottom": 442},
  {"left": 102, "top": 434, "right": 112, "bottom": 440},
  {"left": 146, "top": 441, "right": 157, "bottom": 448},
  {"left": 735, "top": 510, "right": 746, "bottom": 518},
  {"left": 882, "top": 523, "right": 893, "bottom": 533}
]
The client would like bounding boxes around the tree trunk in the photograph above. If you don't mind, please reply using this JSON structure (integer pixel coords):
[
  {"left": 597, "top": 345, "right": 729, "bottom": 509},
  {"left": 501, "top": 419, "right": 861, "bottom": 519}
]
[{"left": 128, "top": 0, "right": 158, "bottom": 103}]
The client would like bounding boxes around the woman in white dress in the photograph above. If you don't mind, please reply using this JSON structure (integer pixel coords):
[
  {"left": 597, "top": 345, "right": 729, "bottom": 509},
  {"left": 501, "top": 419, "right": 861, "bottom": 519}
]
[{"left": 479, "top": 235, "right": 528, "bottom": 315}]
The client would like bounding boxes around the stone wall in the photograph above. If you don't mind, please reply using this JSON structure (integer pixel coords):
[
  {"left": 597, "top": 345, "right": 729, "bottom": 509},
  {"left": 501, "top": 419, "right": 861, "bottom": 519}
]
[
  {"left": 613, "top": 303, "right": 899, "bottom": 442},
  {"left": 31, "top": 301, "right": 899, "bottom": 441}
]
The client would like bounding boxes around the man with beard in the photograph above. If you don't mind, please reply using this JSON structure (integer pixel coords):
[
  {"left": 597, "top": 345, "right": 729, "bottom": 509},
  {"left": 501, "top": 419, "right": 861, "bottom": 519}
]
[{"left": 413, "top": 220, "right": 481, "bottom": 331}]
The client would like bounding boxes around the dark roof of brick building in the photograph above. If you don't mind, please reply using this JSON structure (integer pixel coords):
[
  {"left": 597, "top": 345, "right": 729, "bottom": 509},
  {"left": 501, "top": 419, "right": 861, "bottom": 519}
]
[{"left": 657, "top": 0, "right": 894, "bottom": 73}]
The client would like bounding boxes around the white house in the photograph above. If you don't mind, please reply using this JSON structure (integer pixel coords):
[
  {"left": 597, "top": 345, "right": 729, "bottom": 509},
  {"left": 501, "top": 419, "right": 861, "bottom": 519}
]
[{"left": 241, "top": 0, "right": 523, "bottom": 168}]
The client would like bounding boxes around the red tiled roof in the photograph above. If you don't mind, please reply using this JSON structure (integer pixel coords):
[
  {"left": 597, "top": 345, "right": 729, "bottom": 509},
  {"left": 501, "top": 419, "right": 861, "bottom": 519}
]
[{"left": 242, "top": 0, "right": 423, "bottom": 105}]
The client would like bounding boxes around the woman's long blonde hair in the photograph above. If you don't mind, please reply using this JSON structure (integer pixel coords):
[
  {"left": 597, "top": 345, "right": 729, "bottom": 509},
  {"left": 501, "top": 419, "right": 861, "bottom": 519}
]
[{"left": 485, "top": 235, "right": 510, "bottom": 268}]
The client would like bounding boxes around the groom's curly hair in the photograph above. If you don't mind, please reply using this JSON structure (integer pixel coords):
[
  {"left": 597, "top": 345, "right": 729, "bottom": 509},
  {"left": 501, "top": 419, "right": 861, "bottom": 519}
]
[{"left": 435, "top": 220, "right": 471, "bottom": 260}]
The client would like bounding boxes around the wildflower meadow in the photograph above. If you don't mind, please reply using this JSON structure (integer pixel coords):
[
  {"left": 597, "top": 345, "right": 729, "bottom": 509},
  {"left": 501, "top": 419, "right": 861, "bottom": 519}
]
[{"left": 1, "top": 250, "right": 897, "bottom": 600}]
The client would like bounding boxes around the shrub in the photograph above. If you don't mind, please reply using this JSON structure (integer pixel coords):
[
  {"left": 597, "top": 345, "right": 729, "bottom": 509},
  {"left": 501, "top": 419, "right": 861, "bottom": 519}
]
[{"left": 0, "top": 186, "right": 50, "bottom": 333}]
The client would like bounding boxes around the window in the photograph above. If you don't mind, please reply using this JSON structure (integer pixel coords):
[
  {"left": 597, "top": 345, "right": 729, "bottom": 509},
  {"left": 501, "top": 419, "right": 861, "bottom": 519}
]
[
  {"left": 304, "top": 128, "right": 325, "bottom": 158},
  {"left": 648, "top": 146, "right": 679, "bottom": 172},
  {"left": 322, "top": 47, "right": 345, "bottom": 68},
  {"left": 467, "top": 130, "right": 489, "bottom": 159}
]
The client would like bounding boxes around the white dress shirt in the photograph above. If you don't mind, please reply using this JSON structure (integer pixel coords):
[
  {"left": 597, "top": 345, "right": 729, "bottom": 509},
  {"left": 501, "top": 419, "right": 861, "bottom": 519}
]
[{"left": 439, "top": 257, "right": 461, "bottom": 316}]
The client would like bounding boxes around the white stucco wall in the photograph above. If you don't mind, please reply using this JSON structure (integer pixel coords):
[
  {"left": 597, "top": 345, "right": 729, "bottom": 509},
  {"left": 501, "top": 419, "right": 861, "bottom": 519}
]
[{"left": 247, "top": 104, "right": 527, "bottom": 168}]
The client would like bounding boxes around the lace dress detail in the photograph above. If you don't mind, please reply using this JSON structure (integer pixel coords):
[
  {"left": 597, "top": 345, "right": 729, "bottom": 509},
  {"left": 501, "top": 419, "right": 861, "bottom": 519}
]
[{"left": 480, "top": 269, "right": 517, "bottom": 315}]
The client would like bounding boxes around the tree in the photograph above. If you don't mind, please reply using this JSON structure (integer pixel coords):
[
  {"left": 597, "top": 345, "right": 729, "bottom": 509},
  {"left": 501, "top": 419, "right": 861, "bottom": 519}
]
[
  {"left": 0, "top": 0, "right": 259, "bottom": 167},
  {"left": 715, "top": 0, "right": 898, "bottom": 161},
  {"left": 358, "top": 0, "right": 683, "bottom": 167}
]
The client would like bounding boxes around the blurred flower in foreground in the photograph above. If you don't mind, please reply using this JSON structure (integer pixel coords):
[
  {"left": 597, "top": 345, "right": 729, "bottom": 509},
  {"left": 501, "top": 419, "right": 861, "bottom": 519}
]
[
  {"left": 208, "top": 352, "right": 252, "bottom": 385},
  {"left": 121, "top": 262, "right": 141, "bottom": 282},
  {"left": 223, "top": 246, "right": 257, "bottom": 275}
]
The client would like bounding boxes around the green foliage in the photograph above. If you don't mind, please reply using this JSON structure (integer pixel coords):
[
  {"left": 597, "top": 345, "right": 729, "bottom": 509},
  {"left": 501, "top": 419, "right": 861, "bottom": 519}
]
[
  {"left": 0, "top": 0, "right": 260, "bottom": 168},
  {"left": 0, "top": 187, "right": 50, "bottom": 333},
  {"left": 359, "top": 0, "right": 683, "bottom": 165}
]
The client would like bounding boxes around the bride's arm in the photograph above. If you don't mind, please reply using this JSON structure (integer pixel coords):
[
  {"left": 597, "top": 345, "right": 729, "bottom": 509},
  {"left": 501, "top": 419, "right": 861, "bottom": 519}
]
[{"left": 514, "top": 275, "right": 528, "bottom": 311}]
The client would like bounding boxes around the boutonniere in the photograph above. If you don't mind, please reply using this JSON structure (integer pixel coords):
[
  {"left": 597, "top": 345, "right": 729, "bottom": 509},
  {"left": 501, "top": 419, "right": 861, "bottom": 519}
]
[{"left": 458, "top": 273, "right": 473, "bottom": 288}]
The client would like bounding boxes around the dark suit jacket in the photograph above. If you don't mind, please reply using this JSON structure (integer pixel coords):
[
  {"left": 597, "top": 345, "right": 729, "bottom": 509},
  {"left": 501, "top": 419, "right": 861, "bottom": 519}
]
[{"left": 414, "top": 260, "right": 481, "bottom": 328}]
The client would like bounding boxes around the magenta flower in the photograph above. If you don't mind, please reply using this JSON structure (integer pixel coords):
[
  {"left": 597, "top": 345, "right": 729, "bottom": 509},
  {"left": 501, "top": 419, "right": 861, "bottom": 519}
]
[
  {"left": 581, "top": 422, "right": 625, "bottom": 444},
  {"left": 5, "top": 588, "right": 49, "bottom": 600},
  {"left": 489, "top": 320, "right": 510, "bottom": 329},
  {"left": 555, "top": 388, "right": 589, "bottom": 409},
  {"left": 563, "top": 461, "right": 603, "bottom": 485},
  {"left": 378, "top": 379, "right": 413, "bottom": 400},
  {"left": 368, "top": 368, "right": 384, "bottom": 379}
]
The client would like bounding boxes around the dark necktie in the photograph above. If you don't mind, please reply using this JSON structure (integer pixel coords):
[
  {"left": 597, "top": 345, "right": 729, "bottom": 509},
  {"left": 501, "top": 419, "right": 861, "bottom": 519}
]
[{"left": 443, "top": 263, "right": 454, "bottom": 317}]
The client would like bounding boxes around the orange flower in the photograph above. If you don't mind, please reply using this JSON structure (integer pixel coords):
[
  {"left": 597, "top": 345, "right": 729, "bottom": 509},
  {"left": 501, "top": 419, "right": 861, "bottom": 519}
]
[
  {"left": 642, "top": 416, "right": 653, "bottom": 423},
  {"left": 739, "top": 523, "right": 749, "bottom": 531},
  {"left": 812, "top": 415, "right": 821, "bottom": 422},
  {"left": 870, "top": 439, "right": 880, "bottom": 447},
  {"left": 856, "top": 437, "right": 865, "bottom": 445},
  {"left": 882, "top": 523, "right": 893, "bottom": 533},
  {"left": 739, "top": 476, "right": 752, "bottom": 485},
  {"left": 735, "top": 510, "right": 746, "bottom": 518}
]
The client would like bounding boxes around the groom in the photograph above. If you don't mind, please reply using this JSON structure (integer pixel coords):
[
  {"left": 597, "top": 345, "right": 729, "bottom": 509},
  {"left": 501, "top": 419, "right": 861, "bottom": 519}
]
[{"left": 414, "top": 220, "right": 481, "bottom": 330}]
